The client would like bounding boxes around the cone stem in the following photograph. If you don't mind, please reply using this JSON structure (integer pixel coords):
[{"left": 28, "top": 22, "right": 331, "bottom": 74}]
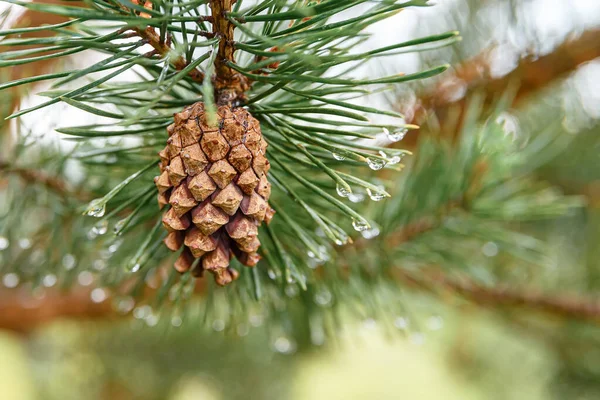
[{"left": 210, "top": 0, "right": 250, "bottom": 105}]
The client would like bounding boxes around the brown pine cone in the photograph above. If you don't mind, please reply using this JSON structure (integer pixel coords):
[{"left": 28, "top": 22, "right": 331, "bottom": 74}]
[{"left": 155, "top": 102, "right": 274, "bottom": 286}]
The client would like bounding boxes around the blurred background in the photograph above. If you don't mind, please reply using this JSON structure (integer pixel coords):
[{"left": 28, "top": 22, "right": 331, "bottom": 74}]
[{"left": 1, "top": 0, "right": 600, "bottom": 399}]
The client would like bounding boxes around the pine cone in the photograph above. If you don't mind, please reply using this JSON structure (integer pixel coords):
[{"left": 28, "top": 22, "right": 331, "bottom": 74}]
[{"left": 155, "top": 102, "right": 274, "bottom": 286}]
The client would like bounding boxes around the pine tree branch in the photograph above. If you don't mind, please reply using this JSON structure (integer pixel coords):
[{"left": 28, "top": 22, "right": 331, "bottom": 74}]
[
  {"left": 0, "top": 287, "right": 113, "bottom": 333},
  {"left": 400, "top": 28, "right": 600, "bottom": 145},
  {"left": 0, "top": 161, "right": 92, "bottom": 201},
  {"left": 133, "top": 26, "right": 205, "bottom": 83},
  {"left": 394, "top": 267, "right": 600, "bottom": 322}
]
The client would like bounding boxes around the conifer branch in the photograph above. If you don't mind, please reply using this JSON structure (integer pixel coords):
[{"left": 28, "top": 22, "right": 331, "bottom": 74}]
[
  {"left": 394, "top": 267, "right": 600, "bottom": 322},
  {"left": 0, "top": 161, "right": 92, "bottom": 201},
  {"left": 400, "top": 28, "right": 600, "bottom": 146}
]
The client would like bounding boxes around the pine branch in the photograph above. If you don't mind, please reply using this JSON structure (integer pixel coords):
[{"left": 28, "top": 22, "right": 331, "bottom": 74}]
[
  {"left": 394, "top": 267, "right": 600, "bottom": 322},
  {"left": 0, "top": 286, "right": 113, "bottom": 333},
  {"left": 400, "top": 28, "right": 600, "bottom": 145},
  {"left": 0, "top": 161, "right": 92, "bottom": 201}
]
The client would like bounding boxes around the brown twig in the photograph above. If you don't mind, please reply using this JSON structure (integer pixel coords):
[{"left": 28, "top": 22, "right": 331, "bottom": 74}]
[
  {"left": 394, "top": 267, "right": 600, "bottom": 323},
  {"left": 400, "top": 28, "right": 600, "bottom": 147},
  {"left": 209, "top": 0, "right": 250, "bottom": 105},
  {"left": 0, "top": 161, "right": 92, "bottom": 202}
]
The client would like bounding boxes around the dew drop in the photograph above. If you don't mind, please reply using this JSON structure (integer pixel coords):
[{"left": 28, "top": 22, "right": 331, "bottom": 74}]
[
  {"left": 62, "top": 254, "right": 76, "bottom": 270},
  {"left": 267, "top": 269, "right": 277, "bottom": 280},
  {"left": 86, "top": 199, "right": 106, "bottom": 218},
  {"left": 171, "top": 316, "right": 183, "bottom": 327},
  {"left": 129, "top": 263, "right": 141, "bottom": 273},
  {"left": 133, "top": 305, "right": 152, "bottom": 319},
  {"left": 332, "top": 152, "right": 346, "bottom": 161},
  {"left": 18, "top": 238, "right": 32, "bottom": 249},
  {"left": 366, "top": 188, "right": 386, "bottom": 201},
  {"left": 285, "top": 284, "right": 299, "bottom": 298},
  {"left": 116, "top": 297, "right": 135, "bottom": 314},
  {"left": 361, "top": 225, "right": 380, "bottom": 240},
  {"left": 482, "top": 241, "right": 499, "bottom": 257},
  {"left": 351, "top": 218, "right": 369, "bottom": 232},
  {"left": 113, "top": 219, "right": 127, "bottom": 235},
  {"left": 427, "top": 316, "right": 444, "bottom": 331},
  {"left": 366, "top": 157, "right": 386, "bottom": 171},
  {"left": 42, "top": 274, "right": 57, "bottom": 287},
  {"left": 394, "top": 316, "right": 409, "bottom": 330},
  {"left": 314, "top": 289, "right": 333, "bottom": 306},
  {"left": 77, "top": 271, "right": 94, "bottom": 286},
  {"left": 92, "top": 220, "right": 109, "bottom": 236},
  {"left": 90, "top": 288, "right": 108, "bottom": 303},
  {"left": 212, "top": 319, "right": 225, "bottom": 332},
  {"left": 145, "top": 313, "right": 159, "bottom": 326},
  {"left": 2, "top": 273, "right": 19, "bottom": 288},
  {"left": 249, "top": 314, "right": 264, "bottom": 327},
  {"left": 336, "top": 183, "right": 351, "bottom": 198},
  {"left": 348, "top": 192, "right": 365, "bottom": 203},
  {"left": 385, "top": 127, "right": 408, "bottom": 142},
  {"left": 272, "top": 336, "right": 297, "bottom": 355},
  {"left": 409, "top": 332, "right": 425, "bottom": 345},
  {"left": 0, "top": 236, "right": 9, "bottom": 250}
]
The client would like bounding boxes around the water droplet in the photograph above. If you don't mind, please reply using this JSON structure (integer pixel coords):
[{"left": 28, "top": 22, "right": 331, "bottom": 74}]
[
  {"left": 18, "top": 238, "right": 32, "bottom": 249},
  {"left": 285, "top": 285, "right": 299, "bottom": 297},
  {"left": 361, "top": 225, "right": 380, "bottom": 240},
  {"left": 427, "top": 316, "right": 444, "bottom": 331},
  {"left": 332, "top": 152, "right": 346, "bottom": 161},
  {"left": 129, "top": 263, "right": 141, "bottom": 273},
  {"left": 108, "top": 243, "right": 120, "bottom": 253},
  {"left": 366, "top": 188, "right": 386, "bottom": 201},
  {"left": 348, "top": 192, "right": 365, "bottom": 203},
  {"left": 394, "top": 316, "right": 408, "bottom": 330},
  {"left": 212, "top": 319, "right": 225, "bottom": 331},
  {"left": 249, "top": 314, "right": 264, "bottom": 327},
  {"left": 0, "top": 236, "right": 9, "bottom": 250},
  {"left": 62, "top": 254, "right": 76, "bottom": 270},
  {"left": 86, "top": 199, "right": 106, "bottom": 218},
  {"left": 113, "top": 219, "right": 127, "bottom": 235},
  {"left": 362, "top": 318, "right": 377, "bottom": 330},
  {"left": 267, "top": 269, "right": 277, "bottom": 280},
  {"left": 482, "top": 241, "right": 498, "bottom": 257},
  {"left": 352, "top": 218, "right": 369, "bottom": 232},
  {"left": 133, "top": 305, "right": 152, "bottom": 319},
  {"left": 336, "top": 183, "right": 351, "bottom": 198},
  {"left": 272, "top": 336, "right": 297, "bottom": 355},
  {"left": 90, "top": 288, "right": 107, "bottom": 303},
  {"left": 2, "top": 273, "right": 19, "bottom": 288},
  {"left": 116, "top": 297, "right": 135, "bottom": 314},
  {"left": 42, "top": 274, "right": 57, "bottom": 287},
  {"left": 314, "top": 289, "right": 332, "bottom": 306},
  {"left": 171, "top": 316, "right": 183, "bottom": 327},
  {"left": 409, "top": 332, "right": 425, "bottom": 345},
  {"left": 385, "top": 127, "right": 408, "bottom": 142},
  {"left": 93, "top": 259, "right": 106, "bottom": 271},
  {"left": 145, "top": 313, "right": 159, "bottom": 326},
  {"left": 77, "top": 271, "right": 94, "bottom": 286},
  {"left": 92, "top": 220, "right": 108, "bottom": 236},
  {"left": 366, "top": 157, "right": 386, "bottom": 170}
]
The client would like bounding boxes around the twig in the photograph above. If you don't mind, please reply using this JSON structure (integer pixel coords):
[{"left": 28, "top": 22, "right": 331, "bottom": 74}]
[
  {"left": 394, "top": 267, "right": 600, "bottom": 322},
  {"left": 0, "top": 161, "right": 92, "bottom": 202},
  {"left": 209, "top": 0, "right": 250, "bottom": 104},
  {"left": 399, "top": 28, "right": 600, "bottom": 146}
]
